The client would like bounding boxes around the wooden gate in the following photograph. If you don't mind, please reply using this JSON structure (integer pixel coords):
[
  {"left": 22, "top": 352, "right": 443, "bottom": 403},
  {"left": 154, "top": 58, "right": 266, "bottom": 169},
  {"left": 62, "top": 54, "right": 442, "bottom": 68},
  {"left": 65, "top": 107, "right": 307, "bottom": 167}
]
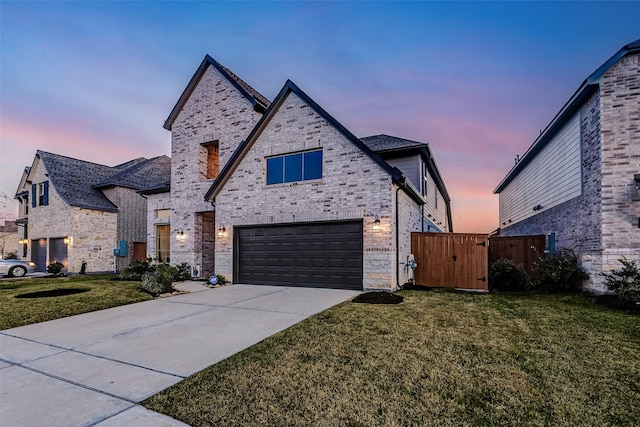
[
  {"left": 411, "top": 233, "right": 489, "bottom": 291},
  {"left": 488, "top": 235, "right": 546, "bottom": 276}
]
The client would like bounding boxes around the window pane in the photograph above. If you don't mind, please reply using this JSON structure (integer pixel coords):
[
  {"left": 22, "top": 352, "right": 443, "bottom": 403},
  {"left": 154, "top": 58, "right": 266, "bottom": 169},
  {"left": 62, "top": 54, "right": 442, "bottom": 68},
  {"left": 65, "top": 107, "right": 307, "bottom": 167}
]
[
  {"left": 284, "top": 153, "right": 303, "bottom": 182},
  {"left": 303, "top": 150, "right": 322, "bottom": 180},
  {"left": 266, "top": 157, "right": 284, "bottom": 184}
]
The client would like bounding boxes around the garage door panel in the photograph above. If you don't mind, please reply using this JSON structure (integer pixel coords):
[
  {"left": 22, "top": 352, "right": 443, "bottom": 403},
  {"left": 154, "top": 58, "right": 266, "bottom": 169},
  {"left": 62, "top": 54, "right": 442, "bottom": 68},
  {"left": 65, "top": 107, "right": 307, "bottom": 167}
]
[{"left": 236, "top": 221, "right": 362, "bottom": 290}]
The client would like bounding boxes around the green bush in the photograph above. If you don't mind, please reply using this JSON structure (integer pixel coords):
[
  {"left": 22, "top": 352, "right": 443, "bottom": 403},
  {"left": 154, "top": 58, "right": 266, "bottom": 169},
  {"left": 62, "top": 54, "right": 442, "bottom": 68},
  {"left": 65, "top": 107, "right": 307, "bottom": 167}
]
[
  {"left": 530, "top": 248, "right": 588, "bottom": 292},
  {"left": 47, "top": 262, "right": 64, "bottom": 275},
  {"left": 489, "top": 259, "right": 530, "bottom": 291},
  {"left": 120, "top": 260, "right": 152, "bottom": 281},
  {"left": 601, "top": 257, "right": 640, "bottom": 303},
  {"left": 173, "top": 262, "right": 191, "bottom": 281},
  {"left": 4, "top": 251, "right": 18, "bottom": 260},
  {"left": 140, "top": 264, "right": 175, "bottom": 296},
  {"left": 216, "top": 274, "right": 229, "bottom": 285}
]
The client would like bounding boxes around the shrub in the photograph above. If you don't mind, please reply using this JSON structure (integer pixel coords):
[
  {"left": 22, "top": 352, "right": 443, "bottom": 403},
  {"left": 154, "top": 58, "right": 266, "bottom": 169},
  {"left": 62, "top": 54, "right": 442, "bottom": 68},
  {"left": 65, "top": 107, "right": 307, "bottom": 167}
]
[
  {"left": 530, "top": 248, "right": 588, "bottom": 292},
  {"left": 47, "top": 262, "right": 64, "bottom": 276},
  {"left": 173, "top": 262, "right": 191, "bottom": 281},
  {"left": 120, "top": 260, "right": 152, "bottom": 281},
  {"left": 4, "top": 251, "right": 18, "bottom": 260},
  {"left": 216, "top": 274, "right": 229, "bottom": 285},
  {"left": 140, "top": 264, "right": 175, "bottom": 296},
  {"left": 489, "top": 259, "right": 529, "bottom": 291},
  {"left": 601, "top": 257, "right": 640, "bottom": 303}
]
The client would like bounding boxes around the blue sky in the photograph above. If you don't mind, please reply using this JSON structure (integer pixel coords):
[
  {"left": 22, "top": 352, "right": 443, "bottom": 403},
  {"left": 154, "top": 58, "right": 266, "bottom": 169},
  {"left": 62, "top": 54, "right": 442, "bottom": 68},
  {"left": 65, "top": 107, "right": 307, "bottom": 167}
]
[{"left": 1, "top": 1, "right": 638, "bottom": 232}]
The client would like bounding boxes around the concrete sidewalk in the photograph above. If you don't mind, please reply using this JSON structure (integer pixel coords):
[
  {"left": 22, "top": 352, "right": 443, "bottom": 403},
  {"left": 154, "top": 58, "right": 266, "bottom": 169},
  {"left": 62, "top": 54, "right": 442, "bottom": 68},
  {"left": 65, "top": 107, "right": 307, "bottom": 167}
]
[{"left": 0, "top": 284, "right": 359, "bottom": 427}]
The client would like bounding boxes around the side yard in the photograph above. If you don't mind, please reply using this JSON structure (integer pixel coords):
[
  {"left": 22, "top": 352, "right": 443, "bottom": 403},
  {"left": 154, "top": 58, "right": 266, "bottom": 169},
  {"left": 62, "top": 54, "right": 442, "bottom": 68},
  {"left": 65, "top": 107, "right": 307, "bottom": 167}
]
[
  {"left": 144, "top": 290, "right": 640, "bottom": 427},
  {"left": 0, "top": 275, "right": 152, "bottom": 330}
]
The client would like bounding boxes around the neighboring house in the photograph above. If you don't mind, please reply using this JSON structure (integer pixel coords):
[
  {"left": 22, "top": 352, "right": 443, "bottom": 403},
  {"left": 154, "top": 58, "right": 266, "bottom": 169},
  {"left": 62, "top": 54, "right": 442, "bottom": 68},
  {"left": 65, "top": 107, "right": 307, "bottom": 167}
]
[
  {"left": 164, "top": 56, "right": 452, "bottom": 290},
  {"left": 14, "top": 151, "right": 170, "bottom": 273},
  {"left": 494, "top": 39, "right": 640, "bottom": 292},
  {"left": 0, "top": 221, "right": 19, "bottom": 259}
]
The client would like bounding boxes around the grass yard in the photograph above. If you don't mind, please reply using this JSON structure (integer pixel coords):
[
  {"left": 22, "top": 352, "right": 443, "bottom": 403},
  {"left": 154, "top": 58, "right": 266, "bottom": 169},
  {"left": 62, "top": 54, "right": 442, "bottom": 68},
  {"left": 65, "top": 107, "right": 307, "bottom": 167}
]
[
  {"left": 144, "top": 290, "right": 640, "bottom": 427},
  {"left": 0, "top": 275, "right": 152, "bottom": 330}
]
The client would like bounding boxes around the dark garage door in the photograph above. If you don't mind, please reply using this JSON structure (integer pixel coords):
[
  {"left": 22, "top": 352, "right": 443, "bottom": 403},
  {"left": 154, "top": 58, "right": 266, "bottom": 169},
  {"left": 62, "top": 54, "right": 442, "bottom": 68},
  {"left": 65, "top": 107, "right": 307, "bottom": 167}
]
[
  {"left": 235, "top": 221, "right": 363, "bottom": 290},
  {"left": 50, "top": 238, "right": 69, "bottom": 272},
  {"left": 31, "top": 239, "right": 47, "bottom": 272}
]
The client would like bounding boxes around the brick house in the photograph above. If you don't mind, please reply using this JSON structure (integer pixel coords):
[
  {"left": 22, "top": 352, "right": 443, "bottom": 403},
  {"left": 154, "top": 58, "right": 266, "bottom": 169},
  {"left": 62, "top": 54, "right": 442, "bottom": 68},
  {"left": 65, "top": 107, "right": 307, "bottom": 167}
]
[
  {"left": 494, "top": 39, "right": 640, "bottom": 292},
  {"left": 14, "top": 151, "right": 170, "bottom": 273},
  {"left": 164, "top": 56, "right": 452, "bottom": 290},
  {"left": 160, "top": 55, "right": 269, "bottom": 277}
]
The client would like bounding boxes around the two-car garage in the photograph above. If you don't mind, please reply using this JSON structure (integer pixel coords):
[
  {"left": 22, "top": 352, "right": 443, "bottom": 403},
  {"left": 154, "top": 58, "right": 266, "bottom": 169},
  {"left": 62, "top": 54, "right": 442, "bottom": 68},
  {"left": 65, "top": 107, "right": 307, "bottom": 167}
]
[{"left": 234, "top": 220, "right": 363, "bottom": 290}]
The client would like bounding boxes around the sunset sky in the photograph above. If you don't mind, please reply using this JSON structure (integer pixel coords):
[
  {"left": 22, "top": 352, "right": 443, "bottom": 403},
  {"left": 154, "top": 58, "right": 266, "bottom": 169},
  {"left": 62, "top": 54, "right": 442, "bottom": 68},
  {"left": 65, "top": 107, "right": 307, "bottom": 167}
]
[{"left": 1, "top": 1, "right": 638, "bottom": 232}]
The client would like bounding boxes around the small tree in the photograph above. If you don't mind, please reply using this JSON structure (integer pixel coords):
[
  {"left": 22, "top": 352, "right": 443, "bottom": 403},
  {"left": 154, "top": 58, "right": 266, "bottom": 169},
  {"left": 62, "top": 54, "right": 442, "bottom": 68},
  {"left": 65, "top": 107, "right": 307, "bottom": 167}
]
[{"left": 601, "top": 258, "right": 640, "bottom": 303}]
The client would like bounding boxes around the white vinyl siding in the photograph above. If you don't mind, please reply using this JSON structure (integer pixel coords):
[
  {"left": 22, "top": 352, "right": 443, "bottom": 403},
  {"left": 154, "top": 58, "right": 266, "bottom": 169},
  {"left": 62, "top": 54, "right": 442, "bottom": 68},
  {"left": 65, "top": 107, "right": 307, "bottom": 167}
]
[{"left": 499, "top": 113, "right": 582, "bottom": 226}]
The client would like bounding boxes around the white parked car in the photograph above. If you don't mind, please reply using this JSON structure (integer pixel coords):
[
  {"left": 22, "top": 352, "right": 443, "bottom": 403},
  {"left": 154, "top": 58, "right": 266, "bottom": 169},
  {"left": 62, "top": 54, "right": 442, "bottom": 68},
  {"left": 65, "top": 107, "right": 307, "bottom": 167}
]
[{"left": 0, "top": 259, "right": 37, "bottom": 277}]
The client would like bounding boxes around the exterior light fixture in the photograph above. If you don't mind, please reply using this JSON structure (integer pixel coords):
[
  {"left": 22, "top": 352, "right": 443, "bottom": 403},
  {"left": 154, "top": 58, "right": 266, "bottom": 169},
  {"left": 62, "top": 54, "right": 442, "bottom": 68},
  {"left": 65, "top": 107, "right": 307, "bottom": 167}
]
[
  {"left": 19, "top": 238, "right": 29, "bottom": 245},
  {"left": 217, "top": 225, "right": 227, "bottom": 238},
  {"left": 372, "top": 215, "right": 381, "bottom": 232},
  {"left": 63, "top": 236, "right": 71, "bottom": 245},
  {"left": 176, "top": 229, "right": 185, "bottom": 242},
  {"left": 532, "top": 204, "right": 544, "bottom": 211}
]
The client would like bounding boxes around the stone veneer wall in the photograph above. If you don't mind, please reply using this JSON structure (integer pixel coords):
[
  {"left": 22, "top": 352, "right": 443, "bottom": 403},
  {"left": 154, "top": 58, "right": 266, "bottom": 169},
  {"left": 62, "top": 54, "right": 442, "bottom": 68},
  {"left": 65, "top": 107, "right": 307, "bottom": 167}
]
[
  {"left": 213, "top": 91, "right": 416, "bottom": 291},
  {"left": 24, "top": 158, "right": 116, "bottom": 273},
  {"left": 102, "top": 187, "right": 148, "bottom": 272},
  {"left": 170, "top": 65, "right": 263, "bottom": 269}
]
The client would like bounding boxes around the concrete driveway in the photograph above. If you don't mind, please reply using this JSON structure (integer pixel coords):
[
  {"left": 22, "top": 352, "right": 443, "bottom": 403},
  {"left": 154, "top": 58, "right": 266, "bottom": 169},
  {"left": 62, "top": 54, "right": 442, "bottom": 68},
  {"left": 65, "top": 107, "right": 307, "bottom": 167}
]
[{"left": 0, "top": 284, "right": 359, "bottom": 427}]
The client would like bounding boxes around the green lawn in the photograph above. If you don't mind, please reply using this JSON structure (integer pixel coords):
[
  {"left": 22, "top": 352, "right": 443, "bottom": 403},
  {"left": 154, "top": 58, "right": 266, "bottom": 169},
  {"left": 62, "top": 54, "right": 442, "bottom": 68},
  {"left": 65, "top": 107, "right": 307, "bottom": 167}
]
[
  {"left": 144, "top": 290, "right": 640, "bottom": 427},
  {"left": 0, "top": 274, "right": 152, "bottom": 330}
]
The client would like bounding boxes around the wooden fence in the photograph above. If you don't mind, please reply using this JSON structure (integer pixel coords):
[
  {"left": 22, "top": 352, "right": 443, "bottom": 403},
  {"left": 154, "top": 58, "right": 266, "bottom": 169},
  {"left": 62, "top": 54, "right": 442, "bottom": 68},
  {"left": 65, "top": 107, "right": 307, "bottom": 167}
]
[
  {"left": 411, "top": 233, "right": 489, "bottom": 291},
  {"left": 488, "top": 235, "right": 546, "bottom": 275}
]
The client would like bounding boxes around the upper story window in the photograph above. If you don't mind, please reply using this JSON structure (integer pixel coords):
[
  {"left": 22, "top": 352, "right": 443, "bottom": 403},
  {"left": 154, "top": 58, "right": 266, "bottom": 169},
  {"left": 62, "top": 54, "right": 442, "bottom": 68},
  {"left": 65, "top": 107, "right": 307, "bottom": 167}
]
[
  {"left": 200, "top": 140, "right": 220, "bottom": 181},
  {"left": 31, "top": 181, "right": 49, "bottom": 207},
  {"left": 266, "top": 149, "right": 322, "bottom": 185}
]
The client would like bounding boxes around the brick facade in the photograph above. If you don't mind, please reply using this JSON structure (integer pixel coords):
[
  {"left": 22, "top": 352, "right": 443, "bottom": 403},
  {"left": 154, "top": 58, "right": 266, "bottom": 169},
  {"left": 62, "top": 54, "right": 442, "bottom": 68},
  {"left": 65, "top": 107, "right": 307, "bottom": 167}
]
[
  {"left": 213, "top": 90, "right": 423, "bottom": 291},
  {"left": 169, "top": 65, "right": 263, "bottom": 276}
]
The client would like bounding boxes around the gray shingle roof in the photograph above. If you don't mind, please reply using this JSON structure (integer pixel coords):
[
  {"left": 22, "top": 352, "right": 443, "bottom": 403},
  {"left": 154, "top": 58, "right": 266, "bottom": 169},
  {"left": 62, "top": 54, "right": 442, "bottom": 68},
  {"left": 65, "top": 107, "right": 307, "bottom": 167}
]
[
  {"left": 360, "top": 134, "right": 428, "bottom": 153},
  {"left": 37, "top": 151, "right": 171, "bottom": 212},
  {"left": 93, "top": 155, "right": 171, "bottom": 191}
]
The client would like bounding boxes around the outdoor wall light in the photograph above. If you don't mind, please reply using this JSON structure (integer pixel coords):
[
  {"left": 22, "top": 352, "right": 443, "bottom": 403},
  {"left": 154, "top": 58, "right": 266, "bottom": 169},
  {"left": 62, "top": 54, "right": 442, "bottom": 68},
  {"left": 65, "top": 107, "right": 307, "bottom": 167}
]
[
  {"left": 19, "top": 238, "right": 29, "bottom": 245},
  {"left": 532, "top": 204, "right": 544, "bottom": 211},
  {"left": 176, "top": 229, "right": 186, "bottom": 242},
  {"left": 63, "top": 236, "right": 72, "bottom": 245},
  {"left": 372, "top": 215, "right": 381, "bottom": 232},
  {"left": 217, "top": 225, "right": 227, "bottom": 238}
]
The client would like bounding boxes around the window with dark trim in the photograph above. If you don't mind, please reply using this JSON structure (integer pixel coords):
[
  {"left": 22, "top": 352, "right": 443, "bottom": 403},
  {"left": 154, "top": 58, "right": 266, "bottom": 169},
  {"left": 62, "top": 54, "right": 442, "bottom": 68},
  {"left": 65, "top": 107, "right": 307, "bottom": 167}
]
[
  {"left": 266, "top": 149, "right": 322, "bottom": 185},
  {"left": 31, "top": 181, "right": 49, "bottom": 207}
]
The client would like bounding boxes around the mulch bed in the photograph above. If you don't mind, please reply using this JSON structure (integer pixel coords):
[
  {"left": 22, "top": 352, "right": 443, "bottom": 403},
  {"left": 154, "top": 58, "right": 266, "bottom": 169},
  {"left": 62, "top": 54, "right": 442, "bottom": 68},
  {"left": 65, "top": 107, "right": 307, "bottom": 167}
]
[
  {"left": 352, "top": 292, "right": 403, "bottom": 304},
  {"left": 595, "top": 294, "right": 640, "bottom": 315},
  {"left": 402, "top": 283, "right": 433, "bottom": 291},
  {"left": 15, "top": 288, "right": 90, "bottom": 298}
]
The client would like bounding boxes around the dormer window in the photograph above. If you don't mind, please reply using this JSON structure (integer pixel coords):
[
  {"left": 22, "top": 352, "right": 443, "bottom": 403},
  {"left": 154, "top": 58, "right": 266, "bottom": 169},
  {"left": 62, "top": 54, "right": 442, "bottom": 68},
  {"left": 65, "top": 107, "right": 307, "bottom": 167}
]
[{"left": 266, "top": 149, "right": 322, "bottom": 185}]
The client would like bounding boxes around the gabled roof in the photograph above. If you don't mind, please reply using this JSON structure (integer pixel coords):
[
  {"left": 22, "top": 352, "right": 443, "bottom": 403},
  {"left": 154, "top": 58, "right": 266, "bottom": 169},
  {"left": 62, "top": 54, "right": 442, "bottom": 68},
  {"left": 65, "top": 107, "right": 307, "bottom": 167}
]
[
  {"left": 28, "top": 151, "right": 171, "bottom": 213},
  {"left": 163, "top": 55, "right": 271, "bottom": 131},
  {"left": 494, "top": 39, "right": 640, "bottom": 193},
  {"left": 93, "top": 155, "right": 171, "bottom": 191},
  {"left": 205, "top": 80, "right": 425, "bottom": 205}
]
